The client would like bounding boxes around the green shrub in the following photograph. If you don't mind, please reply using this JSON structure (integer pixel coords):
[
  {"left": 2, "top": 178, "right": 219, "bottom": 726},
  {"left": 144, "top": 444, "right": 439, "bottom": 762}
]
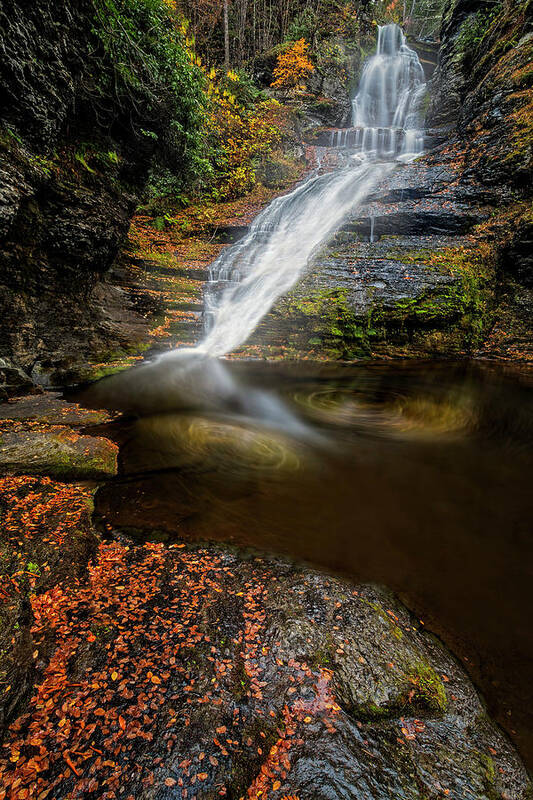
[
  {"left": 91, "top": 0, "right": 208, "bottom": 183},
  {"left": 457, "top": 3, "right": 504, "bottom": 65}
]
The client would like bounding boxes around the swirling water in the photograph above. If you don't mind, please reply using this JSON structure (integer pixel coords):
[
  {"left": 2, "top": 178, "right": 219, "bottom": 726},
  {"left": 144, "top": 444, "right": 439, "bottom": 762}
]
[
  {"left": 81, "top": 361, "right": 533, "bottom": 767},
  {"left": 76, "top": 26, "right": 533, "bottom": 767}
]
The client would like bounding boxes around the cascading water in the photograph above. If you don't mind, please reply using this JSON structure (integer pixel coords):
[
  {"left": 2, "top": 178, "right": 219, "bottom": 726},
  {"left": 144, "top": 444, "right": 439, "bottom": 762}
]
[
  {"left": 199, "top": 161, "right": 392, "bottom": 357},
  {"left": 149, "top": 23, "right": 427, "bottom": 421},
  {"left": 351, "top": 23, "right": 427, "bottom": 159}
]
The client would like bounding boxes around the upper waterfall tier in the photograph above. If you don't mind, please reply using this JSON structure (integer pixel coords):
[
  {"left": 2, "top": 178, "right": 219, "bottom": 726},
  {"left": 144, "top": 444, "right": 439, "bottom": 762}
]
[{"left": 351, "top": 24, "right": 427, "bottom": 159}]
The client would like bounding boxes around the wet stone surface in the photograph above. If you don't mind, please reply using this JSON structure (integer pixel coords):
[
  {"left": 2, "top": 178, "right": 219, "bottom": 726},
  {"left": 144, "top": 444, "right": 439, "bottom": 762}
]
[
  {"left": 0, "top": 394, "right": 117, "bottom": 481},
  {"left": 0, "top": 392, "right": 112, "bottom": 427},
  {"left": 226, "top": 139, "right": 503, "bottom": 362},
  {"left": 0, "top": 539, "right": 531, "bottom": 800},
  {"left": 0, "top": 428, "right": 118, "bottom": 481},
  {"left": 0, "top": 383, "right": 532, "bottom": 799}
]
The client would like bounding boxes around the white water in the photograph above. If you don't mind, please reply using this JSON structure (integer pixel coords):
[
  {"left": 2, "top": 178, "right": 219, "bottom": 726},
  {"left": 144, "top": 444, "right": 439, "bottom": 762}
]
[
  {"left": 199, "top": 161, "right": 392, "bottom": 357},
  {"left": 94, "top": 25, "right": 427, "bottom": 435},
  {"left": 351, "top": 24, "right": 427, "bottom": 159},
  {"left": 154, "top": 24, "right": 425, "bottom": 364}
]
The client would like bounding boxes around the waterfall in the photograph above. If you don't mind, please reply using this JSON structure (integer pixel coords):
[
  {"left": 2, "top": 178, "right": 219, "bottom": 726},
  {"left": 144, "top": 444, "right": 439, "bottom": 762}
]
[
  {"left": 198, "top": 161, "right": 392, "bottom": 357},
  {"left": 351, "top": 23, "right": 427, "bottom": 159},
  {"left": 156, "top": 23, "right": 425, "bottom": 364}
]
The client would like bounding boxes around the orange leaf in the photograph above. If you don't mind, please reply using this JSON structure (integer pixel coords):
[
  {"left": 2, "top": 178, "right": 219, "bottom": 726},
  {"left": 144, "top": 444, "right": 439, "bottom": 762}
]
[{"left": 63, "top": 753, "right": 81, "bottom": 777}]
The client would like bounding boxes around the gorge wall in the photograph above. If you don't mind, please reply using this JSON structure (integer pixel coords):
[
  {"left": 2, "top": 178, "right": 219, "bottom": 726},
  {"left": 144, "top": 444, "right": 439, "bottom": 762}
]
[
  {"left": 0, "top": 0, "right": 204, "bottom": 396},
  {"left": 430, "top": 0, "right": 533, "bottom": 272},
  {"left": 234, "top": 0, "right": 533, "bottom": 362}
]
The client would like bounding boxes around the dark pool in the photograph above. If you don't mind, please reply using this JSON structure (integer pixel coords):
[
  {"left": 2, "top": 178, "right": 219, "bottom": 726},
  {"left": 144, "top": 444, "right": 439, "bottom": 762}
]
[{"left": 79, "top": 358, "right": 533, "bottom": 768}]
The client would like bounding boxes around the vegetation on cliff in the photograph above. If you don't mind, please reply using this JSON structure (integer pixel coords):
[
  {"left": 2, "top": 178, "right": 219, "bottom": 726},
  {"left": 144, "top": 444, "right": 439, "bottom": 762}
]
[{"left": 1, "top": 2, "right": 533, "bottom": 797}]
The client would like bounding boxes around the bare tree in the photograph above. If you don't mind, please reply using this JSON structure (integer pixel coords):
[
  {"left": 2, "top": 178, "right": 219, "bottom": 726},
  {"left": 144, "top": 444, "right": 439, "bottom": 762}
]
[{"left": 224, "top": 0, "right": 230, "bottom": 68}]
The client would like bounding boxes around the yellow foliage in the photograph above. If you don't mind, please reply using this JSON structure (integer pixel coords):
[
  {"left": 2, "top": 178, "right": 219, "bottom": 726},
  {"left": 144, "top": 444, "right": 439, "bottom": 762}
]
[
  {"left": 271, "top": 38, "right": 314, "bottom": 92},
  {"left": 178, "top": 31, "right": 284, "bottom": 201},
  {"left": 207, "top": 92, "right": 282, "bottom": 199}
]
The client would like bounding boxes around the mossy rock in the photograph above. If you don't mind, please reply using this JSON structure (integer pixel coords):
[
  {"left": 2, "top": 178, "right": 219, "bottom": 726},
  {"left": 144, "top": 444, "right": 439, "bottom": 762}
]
[{"left": 0, "top": 429, "right": 117, "bottom": 480}]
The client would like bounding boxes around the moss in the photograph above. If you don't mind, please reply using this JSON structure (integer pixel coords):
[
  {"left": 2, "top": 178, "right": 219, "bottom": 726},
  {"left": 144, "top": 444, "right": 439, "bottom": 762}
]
[
  {"left": 41, "top": 442, "right": 116, "bottom": 480},
  {"left": 505, "top": 90, "right": 533, "bottom": 164},
  {"left": 84, "top": 363, "right": 135, "bottom": 382},
  {"left": 356, "top": 596, "right": 405, "bottom": 640},
  {"left": 480, "top": 753, "right": 497, "bottom": 786},
  {"left": 350, "top": 700, "right": 391, "bottom": 721},
  {"left": 402, "top": 661, "right": 447, "bottom": 714},
  {"left": 267, "top": 230, "right": 498, "bottom": 360},
  {"left": 457, "top": 4, "right": 504, "bottom": 66},
  {"left": 278, "top": 287, "right": 374, "bottom": 359},
  {"left": 385, "top": 241, "right": 497, "bottom": 350}
]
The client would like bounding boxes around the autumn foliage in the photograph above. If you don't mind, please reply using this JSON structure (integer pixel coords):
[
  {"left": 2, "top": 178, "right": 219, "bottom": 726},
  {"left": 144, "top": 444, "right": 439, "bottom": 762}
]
[
  {"left": 178, "top": 27, "right": 286, "bottom": 201},
  {"left": 206, "top": 71, "right": 283, "bottom": 199},
  {"left": 0, "top": 539, "right": 342, "bottom": 799},
  {"left": 270, "top": 39, "right": 314, "bottom": 93}
]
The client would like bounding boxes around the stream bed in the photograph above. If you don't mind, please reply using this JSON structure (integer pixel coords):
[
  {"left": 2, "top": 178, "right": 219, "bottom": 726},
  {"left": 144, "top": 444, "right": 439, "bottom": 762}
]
[{"left": 81, "top": 358, "right": 533, "bottom": 769}]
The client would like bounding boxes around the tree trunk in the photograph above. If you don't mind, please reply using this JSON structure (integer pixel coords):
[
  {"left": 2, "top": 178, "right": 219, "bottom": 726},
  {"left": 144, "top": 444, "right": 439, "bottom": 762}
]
[{"left": 223, "top": 0, "right": 230, "bottom": 70}]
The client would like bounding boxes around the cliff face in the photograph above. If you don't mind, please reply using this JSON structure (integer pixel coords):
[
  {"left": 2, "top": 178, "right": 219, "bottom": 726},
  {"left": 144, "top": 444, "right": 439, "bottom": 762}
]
[
  {"left": 432, "top": 0, "right": 532, "bottom": 181},
  {"left": 427, "top": 0, "right": 533, "bottom": 358},
  {"left": 237, "top": 2, "right": 533, "bottom": 363},
  {"left": 0, "top": 0, "right": 162, "bottom": 396},
  {"left": 431, "top": 0, "right": 533, "bottom": 257}
]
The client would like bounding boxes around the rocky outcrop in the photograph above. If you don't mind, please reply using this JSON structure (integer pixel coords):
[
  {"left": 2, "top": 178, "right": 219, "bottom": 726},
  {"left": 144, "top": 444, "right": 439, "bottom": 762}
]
[
  {"left": 216, "top": 144, "right": 497, "bottom": 361},
  {"left": 427, "top": 0, "right": 533, "bottom": 353},
  {"left": 228, "top": 4, "right": 533, "bottom": 362},
  {"left": 0, "top": 0, "right": 180, "bottom": 389}
]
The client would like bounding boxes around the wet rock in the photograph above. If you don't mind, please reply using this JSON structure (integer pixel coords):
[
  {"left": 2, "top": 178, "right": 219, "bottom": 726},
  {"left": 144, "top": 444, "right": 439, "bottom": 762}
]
[
  {"left": 236, "top": 143, "right": 499, "bottom": 361},
  {"left": 0, "top": 0, "right": 171, "bottom": 389},
  {"left": 0, "top": 358, "right": 36, "bottom": 402},
  {"left": 0, "top": 427, "right": 117, "bottom": 480},
  {"left": 0, "top": 392, "right": 112, "bottom": 426},
  {"left": 212, "top": 224, "right": 249, "bottom": 243},
  {"left": 429, "top": 0, "right": 533, "bottom": 189},
  {"left": 1, "top": 540, "right": 530, "bottom": 799}
]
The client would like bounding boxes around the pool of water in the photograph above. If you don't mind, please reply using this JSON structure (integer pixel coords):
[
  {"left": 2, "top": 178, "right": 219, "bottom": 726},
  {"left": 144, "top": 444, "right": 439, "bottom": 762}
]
[{"left": 78, "top": 359, "right": 533, "bottom": 768}]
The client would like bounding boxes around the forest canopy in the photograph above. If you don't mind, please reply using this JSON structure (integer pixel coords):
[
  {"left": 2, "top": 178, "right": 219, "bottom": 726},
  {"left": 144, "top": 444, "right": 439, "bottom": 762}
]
[
  {"left": 91, "top": 0, "right": 447, "bottom": 208},
  {"left": 173, "top": 0, "right": 448, "bottom": 66}
]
